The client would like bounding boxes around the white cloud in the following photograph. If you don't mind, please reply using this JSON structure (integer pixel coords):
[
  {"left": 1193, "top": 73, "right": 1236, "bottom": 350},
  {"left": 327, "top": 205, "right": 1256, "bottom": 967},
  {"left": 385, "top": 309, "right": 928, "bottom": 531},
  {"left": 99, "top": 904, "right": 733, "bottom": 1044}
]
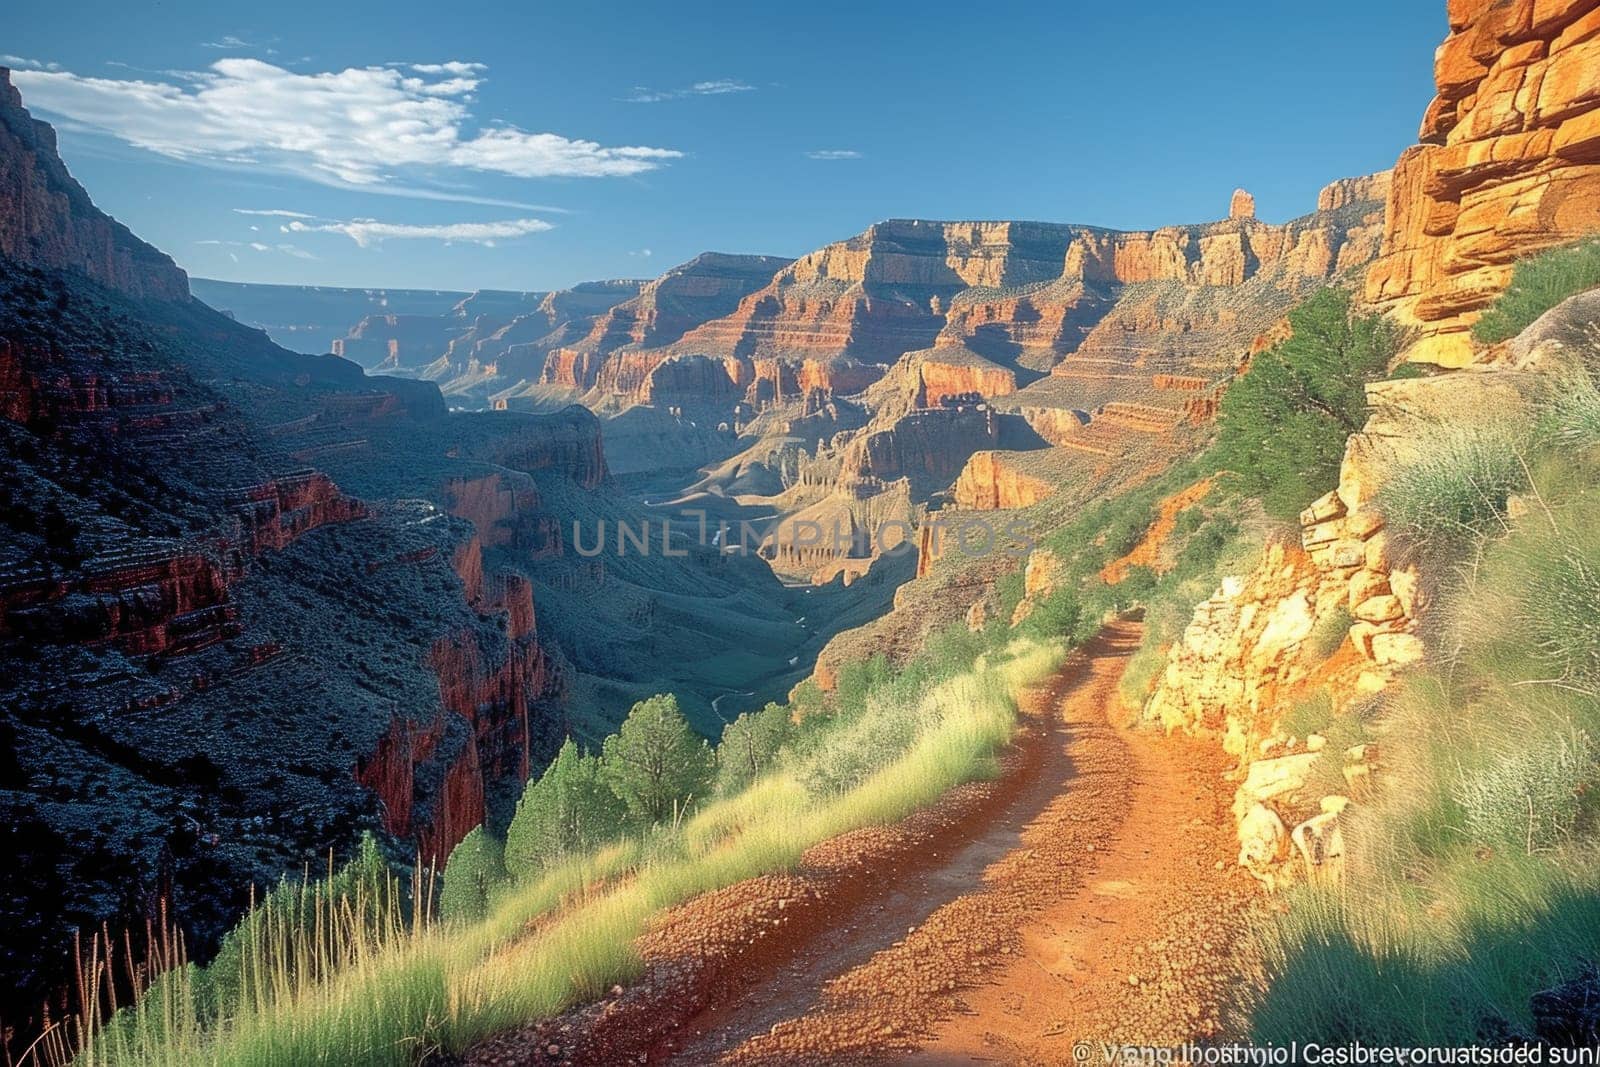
[
  {"left": 625, "top": 78, "right": 754, "bottom": 104},
  {"left": 2, "top": 55, "right": 62, "bottom": 72},
  {"left": 195, "top": 238, "right": 318, "bottom": 259},
  {"left": 629, "top": 248, "right": 653, "bottom": 257},
  {"left": 233, "top": 207, "right": 315, "bottom": 219},
  {"left": 806, "top": 149, "right": 862, "bottom": 161},
  {"left": 410, "top": 61, "right": 485, "bottom": 76},
  {"left": 282, "top": 216, "right": 553, "bottom": 247},
  {"left": 12, "top": 59, "right": 682, "bottom": 189},
  {"left": 202, "top": 35, "right": 276, "bottom": 54}
]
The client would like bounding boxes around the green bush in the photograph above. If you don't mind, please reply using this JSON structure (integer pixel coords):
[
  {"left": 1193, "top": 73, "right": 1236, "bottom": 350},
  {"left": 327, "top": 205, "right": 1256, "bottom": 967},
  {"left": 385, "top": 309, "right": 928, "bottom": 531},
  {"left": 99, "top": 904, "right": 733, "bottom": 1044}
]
[
  {"left": 506, "top": 740, "right": 625, "bottom": 882},
  {"left": 1374, "top": 424, "right": 1528, "bottom": 548},
  {"left": 1281, "top": 691, "right": 1334, "bottom": 740},
  {"left": 600, "top": 695, "right": 714, "bottom": 826},
  {"left": 439, "top": 827, "right": 507, "bottom": 923},
  {"left": 1307, "top": 605, "right": 1353, "bottom": 659},
  {"left": 715, "top": 702, "right": 793, "bottom": 795},
  {"left": 1213, "top": 288, "right": 1399, "bottom": 520},
  {"left": 1472, "top": 237, "right": 1600, "bottom": 344}
]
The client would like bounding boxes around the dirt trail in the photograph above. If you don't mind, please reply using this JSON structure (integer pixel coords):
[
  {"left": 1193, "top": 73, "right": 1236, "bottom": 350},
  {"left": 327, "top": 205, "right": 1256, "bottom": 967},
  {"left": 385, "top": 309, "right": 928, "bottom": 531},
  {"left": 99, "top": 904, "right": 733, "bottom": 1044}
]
[
  {"left": 465, "top": 620, "right": 1255, "bottom": 1067},
  {"left": 673, "top": 617, "right": 1257, "bottom": 1066}
]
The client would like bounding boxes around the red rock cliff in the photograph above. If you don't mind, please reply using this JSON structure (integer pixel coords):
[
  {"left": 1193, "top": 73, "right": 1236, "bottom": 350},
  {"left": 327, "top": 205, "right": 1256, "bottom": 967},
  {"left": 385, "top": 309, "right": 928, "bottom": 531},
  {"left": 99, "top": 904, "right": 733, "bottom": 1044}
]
[
  {"left": 0, "top": 68, "right": 189, "bottom": 301},
  {"left": 1365, "top": 0, "right": 1600, "bottom": 365}
]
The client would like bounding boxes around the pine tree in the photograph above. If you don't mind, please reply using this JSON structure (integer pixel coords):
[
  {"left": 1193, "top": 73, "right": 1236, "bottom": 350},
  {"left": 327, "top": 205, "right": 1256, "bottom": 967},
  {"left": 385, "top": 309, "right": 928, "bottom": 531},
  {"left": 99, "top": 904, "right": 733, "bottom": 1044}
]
[
  {"left": 504, "top": 739, "right": 624, "bottom": 882},
  {"left": 716, "top": 702, "right": 794, "bottom": 795},
  {"left": 438, "top": 826, "right": 506, "bottom": 923},
  {"left": 1213, "top": 288, "right": 1398, "bottom": 520},
  {"left": 601, "top": 694, "right": 714, "bottom": 825}
]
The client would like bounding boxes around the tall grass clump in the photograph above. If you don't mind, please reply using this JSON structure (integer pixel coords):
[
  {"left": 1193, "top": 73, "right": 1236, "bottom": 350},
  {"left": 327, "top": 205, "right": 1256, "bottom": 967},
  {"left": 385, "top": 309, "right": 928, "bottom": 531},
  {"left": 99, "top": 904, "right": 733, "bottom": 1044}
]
[
  {"left": 75, "top": 618, "right": 1069, "bottom": 1067},
  {"left": 1472, "top": 237, "right": 1600, "bottom": 344},
  {"left": 1249, "top": 356, "right": 1600, "bottom": 1044},
  {"left": 1374, "top": 424, "right": 1530, "bottom": 550}
]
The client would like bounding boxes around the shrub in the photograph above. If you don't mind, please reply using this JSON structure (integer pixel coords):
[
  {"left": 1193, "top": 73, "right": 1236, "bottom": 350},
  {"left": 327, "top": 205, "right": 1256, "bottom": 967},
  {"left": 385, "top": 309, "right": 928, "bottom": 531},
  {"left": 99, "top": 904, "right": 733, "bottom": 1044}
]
[
  {"left": 1281, "top": 691, "right": 1333, "bottom": 740},
  {"left": 1472, "top": 237, "right": 1600, "bottom": 344},
  {"left": 1374, "top": 424, "right": 1527, "bottom": 548},
  {"left": 1455, "top": 732, "right": 1592, "bottom": 855},
  {"left": 1011, "top": 587, "right": 1083, "bottom": 643},
  {"left": 439, "top": 827, "right": 507, "bottom": 923},
  {"left": 1307, "top": 605, "right": 1353, "bottom": 659},
  {"left": 1213, "top": 289, "right": 1399, "bottom": 520},
  {"left": 600, "top": 695, "right": 714, "bottom": 826},
  {"left": 506, "top": 740, "right": 625, "bottom": 882},
  {"left": 715, "top": 702, "right": 793, "bottom": 795}
]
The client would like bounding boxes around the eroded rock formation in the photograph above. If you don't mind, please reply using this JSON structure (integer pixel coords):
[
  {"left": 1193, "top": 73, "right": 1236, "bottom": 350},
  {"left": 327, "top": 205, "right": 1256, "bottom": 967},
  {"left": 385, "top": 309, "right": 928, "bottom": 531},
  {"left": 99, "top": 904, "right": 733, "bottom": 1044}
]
[{"left": 1365, "top": 0, "right": 1600, "bottom": 365}]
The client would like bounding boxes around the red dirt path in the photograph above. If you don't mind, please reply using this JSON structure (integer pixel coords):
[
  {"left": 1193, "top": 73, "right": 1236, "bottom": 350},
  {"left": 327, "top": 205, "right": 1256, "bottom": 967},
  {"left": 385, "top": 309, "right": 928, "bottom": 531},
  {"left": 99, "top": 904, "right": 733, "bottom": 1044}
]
[{"left": 465, "top": 620, "right": 1257, "bottom": 1067}]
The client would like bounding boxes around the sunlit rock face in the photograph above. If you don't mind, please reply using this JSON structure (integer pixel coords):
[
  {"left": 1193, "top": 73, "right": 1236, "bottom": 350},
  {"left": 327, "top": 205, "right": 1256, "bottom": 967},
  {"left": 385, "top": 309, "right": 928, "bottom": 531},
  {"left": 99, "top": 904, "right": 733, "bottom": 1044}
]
[{"left": 1365, "top": 0, "right": 1600, "bottom": 366}]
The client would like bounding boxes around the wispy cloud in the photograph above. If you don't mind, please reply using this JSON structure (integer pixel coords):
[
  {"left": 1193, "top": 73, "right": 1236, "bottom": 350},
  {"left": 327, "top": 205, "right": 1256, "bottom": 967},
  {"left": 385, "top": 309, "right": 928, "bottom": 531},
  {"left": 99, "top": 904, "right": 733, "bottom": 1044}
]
[
  {"left": 624, "top": 78, "right": 754, "bottom": 104},
  {"left": 202, "top": 35, "right": 277, "bottom": 54},
  {"left": 12, "top": 59, "right": 682, "bottom": 192},
  {"left": 282, "top": 216, "right": 553, "bottom": 248},
  {"left": 806, "top": 149, "right": 862, "bottom": 161},
  {"left": 409, "top": 61, "right": 485, "bottom": 76},
  {"left": 1, "top": 54, "right": 62, "bottom": 72},
  {"left": 196, "top": 238, "right": 318, "bottom": 259},
  {"left": 628, "top": 248, "right": 654, "bottom": 258},
  {"left": 233, "top": 208, "right": 315, "bottom": 219}
]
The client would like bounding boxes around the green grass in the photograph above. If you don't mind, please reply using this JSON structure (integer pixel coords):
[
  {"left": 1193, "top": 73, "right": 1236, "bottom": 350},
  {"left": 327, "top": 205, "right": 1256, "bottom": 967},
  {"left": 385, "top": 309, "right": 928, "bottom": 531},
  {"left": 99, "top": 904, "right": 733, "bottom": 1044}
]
[
  {"left": 1374, "top": 423, "right": 1531, "bottom": 553},
  {"left": 73, "top": 638, "right": 1065, "bottom": 1066},
  {"left": 1249, "top": 371, "right": 1600, "bottom": 1043},
  {"left": 1251, "top": 861, "right": 1600, "bottom": 1046},
  {"left": 1472, "top": 237, "right": 1600, "bottom": 344}
]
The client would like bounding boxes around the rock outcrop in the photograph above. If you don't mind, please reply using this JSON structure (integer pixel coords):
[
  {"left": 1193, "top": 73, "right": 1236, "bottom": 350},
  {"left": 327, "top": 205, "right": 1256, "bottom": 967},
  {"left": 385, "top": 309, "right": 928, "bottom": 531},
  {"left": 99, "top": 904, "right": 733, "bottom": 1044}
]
[
  {"left": 1141, "top": 288, "right": 1583, "bottom": 889},
  {"left": 0, "top": 68, "right": 189, "bottom": 301},
  {"left": 1365, "top": 0, "right": 1600, "bottom": 365}
]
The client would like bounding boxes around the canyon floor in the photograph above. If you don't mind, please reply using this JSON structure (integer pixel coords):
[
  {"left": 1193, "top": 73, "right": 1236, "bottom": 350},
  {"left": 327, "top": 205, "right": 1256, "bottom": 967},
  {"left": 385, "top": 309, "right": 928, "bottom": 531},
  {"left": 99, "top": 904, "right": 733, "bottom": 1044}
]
[{"left": 467, "top": 620, "right": 1259, "bottom": 1066}]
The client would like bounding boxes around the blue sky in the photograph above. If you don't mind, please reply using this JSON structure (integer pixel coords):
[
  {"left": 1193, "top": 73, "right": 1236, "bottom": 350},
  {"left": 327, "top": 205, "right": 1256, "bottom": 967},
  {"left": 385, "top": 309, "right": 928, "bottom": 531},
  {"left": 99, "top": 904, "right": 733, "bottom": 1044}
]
[{"left": 2, "top": 0, "right": 1445, "bottom": 292}]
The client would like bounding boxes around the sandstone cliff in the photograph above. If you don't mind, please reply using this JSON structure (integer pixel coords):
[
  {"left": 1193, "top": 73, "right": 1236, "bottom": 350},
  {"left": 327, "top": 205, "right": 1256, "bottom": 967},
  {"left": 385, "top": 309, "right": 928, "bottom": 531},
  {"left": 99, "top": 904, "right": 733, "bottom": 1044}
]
[
  {"left": 1365, "top": 0, "right": 1600, "bottom": 365},
  {"left": 0, "top": 68, "right": 189, "bottom": 301}
]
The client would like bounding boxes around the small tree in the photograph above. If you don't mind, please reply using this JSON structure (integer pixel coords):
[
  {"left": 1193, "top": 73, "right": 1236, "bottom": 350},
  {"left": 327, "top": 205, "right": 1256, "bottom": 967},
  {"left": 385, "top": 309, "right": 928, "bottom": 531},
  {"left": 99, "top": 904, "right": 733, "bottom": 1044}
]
[
  {"left": 716, "top": 702, "right": 794, "bottom": 795},
  {"left": 601, "top": 695, "right": 714, "bottom": 825},
  {"left": 438, "top": 826, "right": 506, "bottom": 923},
  {"left": 504, "top": 739, "right": 624, "bottom": 882},
  {"left": 1213, "top": 288, "right": 1398, "bottom": 520}
]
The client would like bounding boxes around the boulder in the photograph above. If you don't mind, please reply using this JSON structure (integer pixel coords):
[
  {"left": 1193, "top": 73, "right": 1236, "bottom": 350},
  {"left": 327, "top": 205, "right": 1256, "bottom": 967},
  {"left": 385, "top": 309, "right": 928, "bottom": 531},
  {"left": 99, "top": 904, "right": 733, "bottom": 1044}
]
[{"left": 1238, "top": 803, "right": 1289, "bottom": 876}]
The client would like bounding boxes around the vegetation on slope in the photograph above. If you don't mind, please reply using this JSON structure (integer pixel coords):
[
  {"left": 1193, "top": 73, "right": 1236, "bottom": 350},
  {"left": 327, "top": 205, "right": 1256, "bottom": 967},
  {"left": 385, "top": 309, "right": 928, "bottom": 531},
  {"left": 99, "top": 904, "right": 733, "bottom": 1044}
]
[
  {"left": 56, "top": 282, "right": 1449, "bottom": 1064},
  {"left": 1472, "top": 236, "right": 1600, "bottom": 344},
  {"left": 1250, "top": 262, "right": 1600, "bottom": 1043},
  {"left": 66, "top": 618, "right": 1066, "bottom": 1065},
  {"left": 1212, "top": 288, "right": 1401, "bottom": 520}
]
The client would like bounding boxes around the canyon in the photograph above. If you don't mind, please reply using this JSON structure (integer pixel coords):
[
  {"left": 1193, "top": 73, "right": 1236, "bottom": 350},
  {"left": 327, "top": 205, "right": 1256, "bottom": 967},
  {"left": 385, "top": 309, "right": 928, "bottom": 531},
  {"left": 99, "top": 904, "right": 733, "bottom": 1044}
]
[
  {"left": 0, "top": 66, "right": 861, "bottom": 1036},
  {"left": 5, "top": 0, "right": 1599, "bottom": 1055}
]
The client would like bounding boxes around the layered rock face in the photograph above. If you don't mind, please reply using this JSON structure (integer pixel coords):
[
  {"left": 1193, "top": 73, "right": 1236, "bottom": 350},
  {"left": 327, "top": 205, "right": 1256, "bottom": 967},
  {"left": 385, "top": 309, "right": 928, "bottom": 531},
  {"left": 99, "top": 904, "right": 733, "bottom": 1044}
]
[
  {"left": 1365, "top": 0, "right": 1600, "bottom": 366},
  {"left": 0, "top": 80, "right": 619, "bottom": 1031},
  {"left": 333, "top": 282, "right": 645, "bottom": 392},
  {"left": 0, "top": 69, "right": 188, "bottom": 301},
  {"left": 1139, "top": 295, "right": 1580, "bottom": 889}
]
